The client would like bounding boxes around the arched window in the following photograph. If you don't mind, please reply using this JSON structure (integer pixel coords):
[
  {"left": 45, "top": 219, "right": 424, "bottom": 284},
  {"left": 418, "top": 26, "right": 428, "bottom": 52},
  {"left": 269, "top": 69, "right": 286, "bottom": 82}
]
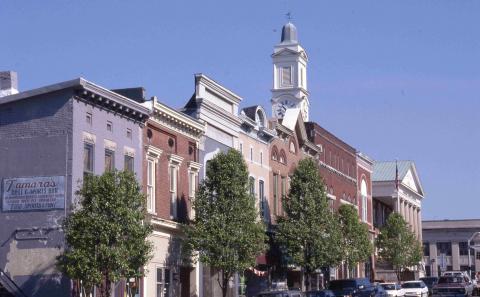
[
  {"left": 289, "top": 139, "right": 296, "bottom": 154},
  {"left": 361, "top": 179, "right": 368, "bottom": 222},
  {"left": 279, "top": 150, "right": 287, "bottom": 164},
  {"left": 271, "top": 146, "right": 279, "bottom": 161}
]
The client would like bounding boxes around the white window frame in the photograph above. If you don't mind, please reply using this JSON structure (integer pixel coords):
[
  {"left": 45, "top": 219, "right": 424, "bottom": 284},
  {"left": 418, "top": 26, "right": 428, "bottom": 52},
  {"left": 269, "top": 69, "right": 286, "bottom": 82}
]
[
  {"left": 168, "top": 154, "right": 184, "bottom": 220},
  {"left": 146, "top": 145, "right": 162, "bottom": 214},
  {"left": 188, "top": 161, "right": 202, "bottom": 219},
  {"left": 156, "top": 266, "right": 172, "bottom": 297}
]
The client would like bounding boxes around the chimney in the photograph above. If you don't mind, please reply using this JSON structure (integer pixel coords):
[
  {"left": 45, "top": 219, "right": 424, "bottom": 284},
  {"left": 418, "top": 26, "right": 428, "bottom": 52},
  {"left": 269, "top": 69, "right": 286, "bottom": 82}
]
[{"left": 0, "top": 71, "right": 19, "bottom": 98}]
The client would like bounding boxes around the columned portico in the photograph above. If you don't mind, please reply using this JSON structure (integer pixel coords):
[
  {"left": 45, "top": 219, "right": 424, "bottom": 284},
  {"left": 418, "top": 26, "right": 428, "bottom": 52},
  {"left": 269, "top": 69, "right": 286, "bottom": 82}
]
[{"left": 373, "top": 160, "right": 425, "bottom": 281}]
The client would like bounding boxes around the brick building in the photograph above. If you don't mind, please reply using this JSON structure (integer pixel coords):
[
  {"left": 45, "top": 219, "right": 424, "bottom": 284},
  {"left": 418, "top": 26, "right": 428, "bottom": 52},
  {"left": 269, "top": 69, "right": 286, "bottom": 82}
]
[
  {"left": 0, "top": 72, "right": 149, "bottom": 297},
  {"left": 141, "top": 96, "right": 204, "bottom": 297}
]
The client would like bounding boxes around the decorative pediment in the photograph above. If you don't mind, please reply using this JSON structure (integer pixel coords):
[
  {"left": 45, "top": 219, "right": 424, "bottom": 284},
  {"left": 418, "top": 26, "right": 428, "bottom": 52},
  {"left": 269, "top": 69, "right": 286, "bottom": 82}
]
[{"left": 401, "top": 166, "right": 424, "bottom": 196}]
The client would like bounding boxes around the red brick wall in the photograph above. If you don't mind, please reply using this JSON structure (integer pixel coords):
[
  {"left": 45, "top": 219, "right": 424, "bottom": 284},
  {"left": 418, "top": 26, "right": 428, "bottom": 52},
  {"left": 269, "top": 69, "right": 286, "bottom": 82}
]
[
  {"left": 269, "top": 131, "right": 303, "bottom": 224},
  {"left": 305, "top": 122, "right": 358, "bottom": 210},
  {"left": 143, "top": 121, "right": 198, "bottom": 222}
]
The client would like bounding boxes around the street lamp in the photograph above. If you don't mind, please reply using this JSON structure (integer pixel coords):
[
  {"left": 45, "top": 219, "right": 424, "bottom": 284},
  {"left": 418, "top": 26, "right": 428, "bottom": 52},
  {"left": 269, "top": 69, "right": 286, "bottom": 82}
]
[{"left": 467, "top": 232, "right": 480, "bottom": 279}]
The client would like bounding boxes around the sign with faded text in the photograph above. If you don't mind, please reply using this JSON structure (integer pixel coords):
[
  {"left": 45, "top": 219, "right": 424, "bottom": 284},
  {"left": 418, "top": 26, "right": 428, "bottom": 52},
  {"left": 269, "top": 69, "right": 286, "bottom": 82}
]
[{"left": 2, "top": 176, "right": 65, "bottom": 211}]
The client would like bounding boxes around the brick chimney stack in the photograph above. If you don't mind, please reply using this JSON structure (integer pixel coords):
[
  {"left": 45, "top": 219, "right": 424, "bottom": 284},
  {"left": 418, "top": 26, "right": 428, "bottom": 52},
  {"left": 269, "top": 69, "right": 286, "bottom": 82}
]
[{"left": 0, "top": 71, "right": 19, "bottom": 98}]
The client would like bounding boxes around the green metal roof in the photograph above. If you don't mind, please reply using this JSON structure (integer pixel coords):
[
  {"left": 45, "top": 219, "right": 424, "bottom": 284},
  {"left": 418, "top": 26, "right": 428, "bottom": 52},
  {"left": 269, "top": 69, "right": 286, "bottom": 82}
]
[{"left": 372, "top": 160, "right": 413, "bottom": 182}]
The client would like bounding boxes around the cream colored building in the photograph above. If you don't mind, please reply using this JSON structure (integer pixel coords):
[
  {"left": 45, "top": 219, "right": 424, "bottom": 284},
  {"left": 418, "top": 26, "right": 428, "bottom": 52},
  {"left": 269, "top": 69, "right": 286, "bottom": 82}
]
[{"left": 238, "top": 105, "right": 276, "bottom": 223}]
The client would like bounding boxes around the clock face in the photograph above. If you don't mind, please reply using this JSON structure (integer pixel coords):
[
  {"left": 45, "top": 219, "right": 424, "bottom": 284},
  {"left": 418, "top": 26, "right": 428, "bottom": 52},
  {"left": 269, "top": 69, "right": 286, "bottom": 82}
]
[{"left": 275, "top": 100, "right": 296, "bottom": 118}]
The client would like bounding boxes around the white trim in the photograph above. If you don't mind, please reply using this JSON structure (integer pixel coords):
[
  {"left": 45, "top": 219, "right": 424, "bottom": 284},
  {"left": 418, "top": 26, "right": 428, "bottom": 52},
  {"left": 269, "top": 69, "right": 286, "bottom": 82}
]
[
  {"left": 187, "top": 161, "right": 202, "bottom": 172},
  {"left": 82, "top": 131, "right": 96, "bottom": 144},
  {"left": 124, "top": 146, "right": 135, "bottom": 157},
  {"left": 168, "top": 154, "right": 184, "bottom": 166},
  {"left": 340, "top": 198, "right": 358, "bottom": 209},
  {"left": 145, "top": 145, "right": 162, "bottom": 160}
]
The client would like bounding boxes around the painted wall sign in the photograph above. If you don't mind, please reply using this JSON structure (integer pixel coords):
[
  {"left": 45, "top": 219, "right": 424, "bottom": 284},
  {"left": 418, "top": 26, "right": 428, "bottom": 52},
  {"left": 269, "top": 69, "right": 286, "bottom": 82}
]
[{"left": 2, "top": 176, "right": 65, "bottom": 211}]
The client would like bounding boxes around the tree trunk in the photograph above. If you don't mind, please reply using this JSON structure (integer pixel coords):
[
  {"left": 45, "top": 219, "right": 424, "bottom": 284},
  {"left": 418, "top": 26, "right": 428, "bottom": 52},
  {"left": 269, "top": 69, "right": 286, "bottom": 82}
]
[
  {"left": 105, "top": 271, "right": 112, "bottom": 297},
  {"left": 221, "top": 271, "right": 230, "bottom": 297}
]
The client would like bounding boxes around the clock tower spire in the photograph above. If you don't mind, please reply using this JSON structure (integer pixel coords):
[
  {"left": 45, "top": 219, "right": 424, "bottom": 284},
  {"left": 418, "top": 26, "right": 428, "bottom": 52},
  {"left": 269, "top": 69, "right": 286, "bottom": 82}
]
[{"left": 271, "top": 21, "right": 310, "bottom": 121}]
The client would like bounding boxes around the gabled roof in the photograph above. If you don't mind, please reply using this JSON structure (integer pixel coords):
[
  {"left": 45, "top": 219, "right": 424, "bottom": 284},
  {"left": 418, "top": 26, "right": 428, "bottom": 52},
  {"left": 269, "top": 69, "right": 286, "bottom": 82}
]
[
  {"left": 373, "top": 160, "right": 425, "bottom": 196},
  {"left": 280, "top": 108, "right": 321, "bottom": 155}
]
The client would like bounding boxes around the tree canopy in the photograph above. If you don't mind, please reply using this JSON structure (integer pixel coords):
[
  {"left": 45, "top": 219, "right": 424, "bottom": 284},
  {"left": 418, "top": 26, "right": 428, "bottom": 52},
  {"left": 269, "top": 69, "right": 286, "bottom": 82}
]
[
  {"left": 182, "top": 149, "right": 266, "bottom": 297},
  {"left": 57, "top": 170, "right": 152, "bottom": 297},
  {"left": 275, "top": 158, "right": 342, "bottom": 290},
  {"left": 376, "top": 213, "right": 422, "bottom": 281},
  {"left": 337, "top": 204, "right": 373, "bottom": 276}
]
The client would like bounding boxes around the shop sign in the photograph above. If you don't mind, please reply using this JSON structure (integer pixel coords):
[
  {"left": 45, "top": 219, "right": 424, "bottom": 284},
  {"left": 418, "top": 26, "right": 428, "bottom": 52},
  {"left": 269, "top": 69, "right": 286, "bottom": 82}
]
[{"left": 2, "top": 176, "right": 65, "bottom": 211}]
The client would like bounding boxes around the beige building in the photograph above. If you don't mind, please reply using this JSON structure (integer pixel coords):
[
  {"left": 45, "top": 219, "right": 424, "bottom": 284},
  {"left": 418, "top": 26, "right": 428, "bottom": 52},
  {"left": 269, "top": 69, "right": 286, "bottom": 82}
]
[
  {"left": 422, "top": 219, "right": 480, "bottom": 278},
  {"left": 238, "top": 105, "right": 276, "bottom": 223}
]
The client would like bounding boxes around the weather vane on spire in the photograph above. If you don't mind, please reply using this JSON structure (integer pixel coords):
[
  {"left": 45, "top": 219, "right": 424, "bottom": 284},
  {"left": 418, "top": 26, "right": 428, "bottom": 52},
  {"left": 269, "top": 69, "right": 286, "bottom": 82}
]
[{"left": 286, "top": 12, "right": 292, "bottom": 21}]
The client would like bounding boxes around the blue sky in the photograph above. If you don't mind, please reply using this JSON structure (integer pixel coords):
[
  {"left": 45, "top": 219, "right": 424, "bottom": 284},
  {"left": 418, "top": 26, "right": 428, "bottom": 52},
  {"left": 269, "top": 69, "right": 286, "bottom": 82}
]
[{"left": 1, "top": 1, "right": 479, "bottom": 220}]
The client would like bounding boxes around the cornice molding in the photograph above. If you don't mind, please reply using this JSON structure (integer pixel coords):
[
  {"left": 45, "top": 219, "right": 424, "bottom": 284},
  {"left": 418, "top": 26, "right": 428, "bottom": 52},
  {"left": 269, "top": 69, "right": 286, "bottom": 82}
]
[
  {"left": 145, "top": 145, "right": 162, "bottom": 160},
  {"left": 168, "top": 154, "right": 184, "bottom": 166}
]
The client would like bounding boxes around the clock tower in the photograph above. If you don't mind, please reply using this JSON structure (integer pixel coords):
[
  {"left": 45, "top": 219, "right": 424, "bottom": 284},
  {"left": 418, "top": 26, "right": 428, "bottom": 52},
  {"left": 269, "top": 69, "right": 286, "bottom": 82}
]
[{"left": 271, "top": 22, "right": 310, "bottom": 121}]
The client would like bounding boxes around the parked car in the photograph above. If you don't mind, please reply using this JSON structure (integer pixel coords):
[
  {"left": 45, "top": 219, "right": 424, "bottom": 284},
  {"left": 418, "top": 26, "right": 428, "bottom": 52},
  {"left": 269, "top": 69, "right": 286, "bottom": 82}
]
[
  {"left": 432, "top": 276, "right": 474, "bottom": 297},
  {"left": 380, "top": 283, "right": 405, "bottom": 297},
  {"left": 371, "top": 284, "right": 389, "bottom": 297},
  {"left": 305, "top": 289, "right": 336, "bottom": 297},
  {"left": 328, "top": 278, "right": 375, "bottom": 297},
  {"left": 419, "top": 277, "right": 439, "bottom": 295},
  {"left": 256, "top": 290, "right": 304, "bottom": 297},
  {"left": 401, "top": 281, "right": 429, "bottom": 297}
]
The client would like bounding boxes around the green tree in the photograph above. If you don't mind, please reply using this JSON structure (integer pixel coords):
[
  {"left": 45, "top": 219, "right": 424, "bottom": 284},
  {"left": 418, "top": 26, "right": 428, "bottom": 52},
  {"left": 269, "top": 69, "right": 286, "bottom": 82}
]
[
  {"left": 57, "top": 170, "right": 153, "bottom": 297},
  {"left": 337, "top": 204, "right": 373, "bottom": 277},
  {"left": 182, "top": 149, "right": 266, "bottom": 297},
  {"left": 275, "top": 158, "right": 342, "bottom": 291},
  {"left": 376, "top": 213, "right": 422, "bottom": 281}
]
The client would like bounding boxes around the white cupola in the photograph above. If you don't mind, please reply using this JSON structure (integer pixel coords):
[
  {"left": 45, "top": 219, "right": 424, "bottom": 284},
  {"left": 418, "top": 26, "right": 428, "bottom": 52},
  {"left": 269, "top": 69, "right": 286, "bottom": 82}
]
[{"left": 271, "top": 22, "right": 310, "bottom": 122}]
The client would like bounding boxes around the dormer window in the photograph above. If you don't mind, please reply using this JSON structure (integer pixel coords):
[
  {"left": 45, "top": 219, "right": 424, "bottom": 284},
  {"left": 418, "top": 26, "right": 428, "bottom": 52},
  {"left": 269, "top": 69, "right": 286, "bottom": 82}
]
[{"left": 255, "top": 110, "right": 265, "bottom": 127}]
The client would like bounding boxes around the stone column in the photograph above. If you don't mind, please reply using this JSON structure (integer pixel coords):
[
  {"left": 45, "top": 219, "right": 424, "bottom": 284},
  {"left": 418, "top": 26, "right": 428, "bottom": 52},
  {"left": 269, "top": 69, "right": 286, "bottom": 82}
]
[
  {"left": 418, "top": 209, "right": 422, "bottom": 241},
  {"left": 410, "top": 204, "right": 414, "bottom": 232},
  {"left": 411, "top": 205, "right": 416, "bottom": 235},
  {"left": 452, "top": 242, "right": 460, "bottom": 270},
  {"left": 430, "top": 243, "right": 438, "bottom": 277}
]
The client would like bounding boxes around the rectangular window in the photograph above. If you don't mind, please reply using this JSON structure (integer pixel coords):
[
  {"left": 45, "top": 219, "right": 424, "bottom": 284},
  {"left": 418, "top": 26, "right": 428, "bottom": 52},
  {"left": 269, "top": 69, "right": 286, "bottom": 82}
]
[
  {"left": 423, "top": 242, "right": 430, "bottom": 256},
  {"left": 156, "top": 267, "right": 171, "bottom": 297},
  {"left": 147, "top": 159, "right": 155, "bottom": 213},
  {"left": 300, "top": 68, "right": 304, "bottom": 87},
  {"left": 249, "top": 177, "right": 255, "bottom": 197},
  {"left": 250, "top": 147, "right": 253, "bottom": 162},
  {"left": 362, "top": 195, "right": 368, "bottom": 222},
  {"left": 477, "top": 252, "right": 480, "bottom": 260},
  {"left": 189, "top": 171, "right": 196, "bottom": 198},
  {"left": 86, "top": 112, "right": 92, "bottom": 125},
  {"left": 459, "top": 242, "right": 469, "bottom": 256},
  {"left": 84, "top": 143, "right": 94, "bottom": 176},
  {"left": 273, "top": 174, "right": 278, "bottom": 215},
  {"left": 259, "top": 180, "right": 265, "bottom": 220},
  {"left": 107, "top": 121, "right": 113, "bottom": 132},
  {"left": 260, "top": 152, "right": 263, "bottom": 165},
  {"left": 281, "top": 67, "right": 292, "bottom": 86},
  {"left": 124, "top": 155, "right": 134, "bottom": 172},
  {"left": 436, "top": 242, "right": 452, "bottom": 256},
  {"left": 239, "top": 142, "right": 243, "bottom": 155},
  {"left": 169, "top": 166, "right": 177, "bottom": 219},
  {"left": 105, "top": 149, "right": 115, "bottom": 171},
  {"left": 280, "top": 176, "right": 287, "bottom": 213},
  {"left": 126, "top": 128, "right": 132, "bottom": 139}
]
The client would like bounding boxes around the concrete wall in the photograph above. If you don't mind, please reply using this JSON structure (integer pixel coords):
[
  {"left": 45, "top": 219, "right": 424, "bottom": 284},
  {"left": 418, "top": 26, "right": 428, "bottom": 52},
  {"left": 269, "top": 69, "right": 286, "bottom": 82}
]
[{"left": 0, "top": 90, "right": 73, "bottom": 297}]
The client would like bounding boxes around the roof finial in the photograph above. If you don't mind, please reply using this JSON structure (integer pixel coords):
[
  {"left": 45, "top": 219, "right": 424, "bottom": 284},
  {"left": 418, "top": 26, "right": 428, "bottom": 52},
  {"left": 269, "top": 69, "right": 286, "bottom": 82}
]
[{"left": 286, "top": 12, "right": 293, "bottom": 21}]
